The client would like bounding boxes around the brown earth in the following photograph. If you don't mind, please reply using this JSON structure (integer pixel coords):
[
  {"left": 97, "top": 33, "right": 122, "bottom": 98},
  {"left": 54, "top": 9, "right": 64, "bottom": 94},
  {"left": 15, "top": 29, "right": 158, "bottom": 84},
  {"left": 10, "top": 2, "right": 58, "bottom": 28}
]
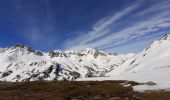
[{"left": 0, "top": 80, "right": 169, "bottom": 100}]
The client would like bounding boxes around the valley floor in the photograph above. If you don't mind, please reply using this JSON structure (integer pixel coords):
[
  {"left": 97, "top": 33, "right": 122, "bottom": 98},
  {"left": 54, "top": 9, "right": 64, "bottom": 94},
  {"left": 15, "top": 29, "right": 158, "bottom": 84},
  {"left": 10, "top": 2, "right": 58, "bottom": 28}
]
[{"left": 0, "top": 80, "right": 170, "bottom": 100}]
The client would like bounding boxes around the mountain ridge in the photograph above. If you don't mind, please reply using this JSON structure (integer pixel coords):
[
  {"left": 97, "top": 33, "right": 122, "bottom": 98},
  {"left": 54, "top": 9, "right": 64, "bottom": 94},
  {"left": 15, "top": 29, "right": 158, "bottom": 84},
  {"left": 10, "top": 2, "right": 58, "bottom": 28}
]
[
  {"left": 0, "top": 34, "right": 170, "bottom": 83},
  {"left": 82, "top": 33, "right": 170, "bottom": 88},
  {"left": 0, "top": 44, "right": 126, "bottom": 82}
]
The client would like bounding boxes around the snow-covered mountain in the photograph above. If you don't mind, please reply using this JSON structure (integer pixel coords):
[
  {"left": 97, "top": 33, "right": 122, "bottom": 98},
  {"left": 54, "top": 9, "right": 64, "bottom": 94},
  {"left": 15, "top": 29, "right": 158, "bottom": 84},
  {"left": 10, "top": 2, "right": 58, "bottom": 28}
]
[
  {"left": 1, "top": 34, "right": 170, "bottom": 84},
  {"left": 105, "top": 34, "right": 170, "bottom": 86},
  {"left": 0, "top": 44, "right": 124, "bottom": 82}
]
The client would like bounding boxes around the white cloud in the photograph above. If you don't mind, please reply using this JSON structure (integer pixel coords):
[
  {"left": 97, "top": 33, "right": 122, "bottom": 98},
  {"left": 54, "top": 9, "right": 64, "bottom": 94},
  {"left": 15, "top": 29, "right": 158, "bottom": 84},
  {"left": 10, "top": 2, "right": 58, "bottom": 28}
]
[
  {"left": 15, "top": 0, "right": 58, "bottom": 47},
  {"left": 64, "top": 0, "right": 170, "bottom": 51},
  {"left": 95, "top": 13, "right": 170, "bottom": 49},
  {"left": 64, "top": 1, "right": 140, "bottom": 50},
  {"left": 23, "top": 27, "right": 56, "bottom": 46}
]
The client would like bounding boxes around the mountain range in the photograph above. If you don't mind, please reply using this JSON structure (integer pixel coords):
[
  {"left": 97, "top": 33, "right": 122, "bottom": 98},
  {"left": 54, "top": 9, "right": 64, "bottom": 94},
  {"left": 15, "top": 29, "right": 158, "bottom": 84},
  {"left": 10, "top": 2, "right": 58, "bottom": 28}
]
[
  {"left": 0, "top": 34, "right": 170, "bottom": 86},
  {"left": 0, "top": 44, "right": 130, "bottom": 82}
]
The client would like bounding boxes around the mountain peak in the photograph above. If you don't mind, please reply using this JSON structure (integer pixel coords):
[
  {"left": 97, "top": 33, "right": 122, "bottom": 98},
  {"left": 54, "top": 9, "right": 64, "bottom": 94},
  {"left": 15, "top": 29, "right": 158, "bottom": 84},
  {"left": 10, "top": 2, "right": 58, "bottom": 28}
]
[
  {"left": 14, "top": 44, "right": 26, "bottom": 47},
  {"left": 12, "top": 44, "right": 31, "bottom": 49},
  {"left": 8, "top": 44, "right": 43, "bottom": 56},
  {"left": 161, "top": 34, "right": 170, "bottom": 40},
  {"left": 11, "top": 44, "right": 34, "bottom": 52},
  {"left": 0, "top": 45, "right": 123, "bottom": 82},
  {"left": 80, "top": 48, "right": 99, "bottom": 53}
]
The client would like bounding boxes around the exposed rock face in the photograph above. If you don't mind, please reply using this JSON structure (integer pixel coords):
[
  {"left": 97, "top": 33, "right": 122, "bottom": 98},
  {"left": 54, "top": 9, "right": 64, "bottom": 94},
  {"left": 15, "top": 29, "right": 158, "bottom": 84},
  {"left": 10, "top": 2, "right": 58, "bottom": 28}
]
[
  {"left": 106, "top": 34, "right": 170, "bottom": 86},
  {"left": 1, "top": 34, "right": 169, "bottom": 82},
  {"left": 0, "top": 45, "right": 125, "bottom": 82},
  {"left": 161, "top": 34, "right": 170, "bottom": 40}
]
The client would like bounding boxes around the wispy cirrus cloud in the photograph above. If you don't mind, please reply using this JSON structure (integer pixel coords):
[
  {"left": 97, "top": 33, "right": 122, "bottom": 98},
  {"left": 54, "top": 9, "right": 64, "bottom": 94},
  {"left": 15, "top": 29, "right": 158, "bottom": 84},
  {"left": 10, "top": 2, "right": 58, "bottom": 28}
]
[
  {"left": 64, "top": 1, "right": 141, "bottom": 50},
  {"left": 14, "top": 0, "right": 58, "bottom": 49},
  {"left": 64, "top": 0, "right": 170, "bottom": 52}
]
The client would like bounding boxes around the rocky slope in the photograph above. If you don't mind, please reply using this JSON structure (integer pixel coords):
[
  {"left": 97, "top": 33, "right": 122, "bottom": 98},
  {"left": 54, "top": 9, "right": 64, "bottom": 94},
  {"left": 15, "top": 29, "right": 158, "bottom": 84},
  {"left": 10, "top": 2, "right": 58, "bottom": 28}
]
[
  {"left": 105, "top": 34, "right": 170, "bottom": 86},
  {"left": 1, "top": 34, "right": 170, "bottom": 84},
  {"left": 0, "top": 44, "right": 125, "bottom": 82}
]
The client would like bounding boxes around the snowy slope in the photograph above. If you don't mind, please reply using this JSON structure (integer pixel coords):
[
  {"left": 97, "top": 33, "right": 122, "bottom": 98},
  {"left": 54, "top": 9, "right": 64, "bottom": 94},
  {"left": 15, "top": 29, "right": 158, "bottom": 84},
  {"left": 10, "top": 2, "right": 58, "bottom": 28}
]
[
  {"left": 105, "top": 34, "right": 170, "bottom": 86},
  {"left": 0, "top": 44, "right": 124, "bottom": 82},
  {"left": 1, "top": 34, "right": 170, "bottom": 84}
]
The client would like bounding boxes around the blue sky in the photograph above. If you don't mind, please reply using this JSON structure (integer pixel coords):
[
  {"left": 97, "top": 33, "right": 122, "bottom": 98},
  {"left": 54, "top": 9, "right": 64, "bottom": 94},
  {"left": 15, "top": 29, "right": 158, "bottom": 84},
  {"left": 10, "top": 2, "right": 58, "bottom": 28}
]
[{"left": 0, "top": 0, "right": 170, "bottom": 54}]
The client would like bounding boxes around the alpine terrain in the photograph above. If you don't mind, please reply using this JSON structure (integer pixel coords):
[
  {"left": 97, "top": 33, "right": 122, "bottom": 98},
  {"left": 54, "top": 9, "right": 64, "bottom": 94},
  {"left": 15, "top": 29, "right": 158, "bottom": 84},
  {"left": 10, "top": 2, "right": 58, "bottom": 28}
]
[
  {"left": 80, "top": 34, "right": 170, "bottom": 90},
  {"left": 0, "top": 34, "right": 170, "bottom": 87},
  {"left": 106, "top": 34, "right": 170, "bottom": 86},
  {"left": 0, "top": 45, "right": 127, "bottom": 82}
]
